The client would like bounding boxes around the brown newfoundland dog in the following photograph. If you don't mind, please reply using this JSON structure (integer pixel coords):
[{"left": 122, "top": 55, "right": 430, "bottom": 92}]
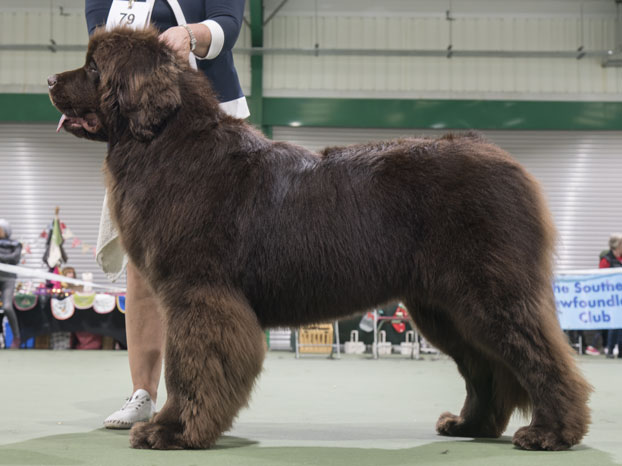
[{"left": 48, "top": 26, "right": 590, "bottom": 451}]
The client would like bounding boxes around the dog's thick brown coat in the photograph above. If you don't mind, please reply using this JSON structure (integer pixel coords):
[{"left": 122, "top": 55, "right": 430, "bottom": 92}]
[{"left": 49, "top": 27, "right": 591, "bottom": 451}]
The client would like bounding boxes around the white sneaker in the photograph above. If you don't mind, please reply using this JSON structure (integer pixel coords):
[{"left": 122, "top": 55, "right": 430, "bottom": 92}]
[{"left": 103, "top": 389, "right": 156, "bottom": 429}]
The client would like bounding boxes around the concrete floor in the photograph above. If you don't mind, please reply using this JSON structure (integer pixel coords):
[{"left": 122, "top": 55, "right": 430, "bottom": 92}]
[{"left": 0, "top": 350, "right": 620, "bottom": 466}]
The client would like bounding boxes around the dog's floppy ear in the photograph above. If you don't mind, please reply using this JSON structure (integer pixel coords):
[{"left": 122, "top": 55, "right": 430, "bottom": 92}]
[{"left": 101, "top": 37, "right": 182, "bottom": 141}]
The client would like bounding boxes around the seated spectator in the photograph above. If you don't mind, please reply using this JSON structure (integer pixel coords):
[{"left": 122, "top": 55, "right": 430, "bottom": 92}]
[
  {"left": 61, "top": 266, "right": 81, "bottom": 292},
  {"left": 0, "top": 219, "right": 22, "bottom": 348}
]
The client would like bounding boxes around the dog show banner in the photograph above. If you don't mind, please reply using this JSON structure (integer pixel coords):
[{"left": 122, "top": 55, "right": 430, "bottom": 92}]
[{"left": 554, "top": 269, "right": 622, "bottom": 330}]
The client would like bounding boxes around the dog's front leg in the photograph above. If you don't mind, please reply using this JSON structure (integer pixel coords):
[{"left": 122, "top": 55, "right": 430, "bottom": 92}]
[{"left": 129, "top": 287, "right": 265, "bottom": 450}]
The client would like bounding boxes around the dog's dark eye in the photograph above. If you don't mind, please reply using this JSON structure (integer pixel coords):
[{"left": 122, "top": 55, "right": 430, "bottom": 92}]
[{"left": 86, "top": 61, "right": 98, "bottom": 74}]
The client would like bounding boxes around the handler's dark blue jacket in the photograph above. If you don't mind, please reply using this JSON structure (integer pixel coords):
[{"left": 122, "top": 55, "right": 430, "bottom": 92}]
[{"left": 85, "top": 0, "right": 248, "bottom": 115}]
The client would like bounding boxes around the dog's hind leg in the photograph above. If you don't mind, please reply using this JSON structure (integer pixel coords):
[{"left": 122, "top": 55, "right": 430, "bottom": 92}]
[
  {"left": 130, "top": 287, "right": 265, "bottom": 450},
  {"left": 432, "top": 289, "right": 591, "bottom": 451},
  {"left": 495, "top": 292, "right": 592, "bottom": 451},
  {"left": 406, "top": 302, "right": 525, "bottom": 439},
  {"left": 435, "top": 353, "right": 528, "bottom": 439}
]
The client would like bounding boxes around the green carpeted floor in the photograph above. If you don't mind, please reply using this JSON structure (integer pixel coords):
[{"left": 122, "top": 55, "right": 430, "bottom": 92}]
[{"left": 1, "top": 351, "right": 620, "bottom": 466}]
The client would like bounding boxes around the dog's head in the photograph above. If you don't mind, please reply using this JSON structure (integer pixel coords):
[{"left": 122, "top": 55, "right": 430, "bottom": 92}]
[{"left": 48, "top": 26, "right": 183, "bottom": 142}]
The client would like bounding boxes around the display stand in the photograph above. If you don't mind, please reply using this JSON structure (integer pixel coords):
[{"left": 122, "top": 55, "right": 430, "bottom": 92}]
[
  {"left": 372, "top": 310, "right": 421, "bottom": 359},
  {"left": 294, "top": 320, "right": 341, "bottom": 359},
  {"left": 370, "top": 310, "right": 442, "bottom": 360}
]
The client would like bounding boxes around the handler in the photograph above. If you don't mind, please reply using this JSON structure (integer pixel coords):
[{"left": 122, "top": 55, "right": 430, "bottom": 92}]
[{"left": 84, "top": 0, "right": 249, "bottom": 429}]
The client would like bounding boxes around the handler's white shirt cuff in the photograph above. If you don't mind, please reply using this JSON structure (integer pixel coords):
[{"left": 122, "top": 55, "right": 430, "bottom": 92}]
[
  {"left": 198, "top": 19, "right": 225, "bottom": 60},
  {"left": 219, "top": 97, "right": 250, "bottom": 119}
]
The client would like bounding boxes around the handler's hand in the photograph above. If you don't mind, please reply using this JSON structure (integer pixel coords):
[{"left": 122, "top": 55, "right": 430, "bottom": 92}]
[{"left": 159, "top": 26, "right": 191, "bottom": 59}]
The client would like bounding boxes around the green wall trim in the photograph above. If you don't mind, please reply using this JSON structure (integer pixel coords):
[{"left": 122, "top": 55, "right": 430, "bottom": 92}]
[
  {"left": 263, "top": 98, "right": 622, "bottom": 131},
  {"left": 3, "top": 93, "right": 622, "bottom": 131},
  {"left": 0, "top": 93, "right": 60, "bottom": 122},
  {"left": 248, "top": 0, "right": 264, "bottom": 131}
]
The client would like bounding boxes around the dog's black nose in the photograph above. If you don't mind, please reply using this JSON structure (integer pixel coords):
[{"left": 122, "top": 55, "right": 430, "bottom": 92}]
[{"left": 47, "top": 75, "right": 58, "bottom": 88}]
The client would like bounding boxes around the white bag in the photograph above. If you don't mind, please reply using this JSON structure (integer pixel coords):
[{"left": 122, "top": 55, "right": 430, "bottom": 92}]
[
  {"left": 377, "top": 330, "right": 392, "bottom": 355},
  {"left": 344, "top": 330, "right": 366, "bottom": 354},
  {"left": 400, "top": 330, "right": 416, "bottom": 356}
]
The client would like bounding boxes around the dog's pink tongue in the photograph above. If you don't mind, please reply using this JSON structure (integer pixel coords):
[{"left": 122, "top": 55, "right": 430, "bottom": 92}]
[{"left": 56, "top": 114, "right": 67, "bottom": 133}]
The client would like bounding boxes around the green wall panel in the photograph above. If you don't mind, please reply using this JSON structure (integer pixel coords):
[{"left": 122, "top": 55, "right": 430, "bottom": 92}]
[
  {"left": 0, "top": 94, "right": 61, "bottom": 122},
  {"left": 3, "top": 93, "right": 622, "bottom": 131},
  {"left": 262, "top": 98, "right": 622, "bottom": 131}
]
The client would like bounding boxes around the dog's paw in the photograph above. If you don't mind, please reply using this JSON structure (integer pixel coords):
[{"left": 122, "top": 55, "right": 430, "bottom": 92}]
[
  {"left": 512, "top": 426, "right": 576, "bottom": 451},
  {"left": 436, "top": 411, "right": 500, "bottom": 438},
  {"left": 130, "top": 421, "right": 185, "bottom": 450},
  {"left": 436, "top": 412, "right": 469, "bottom": 437}
]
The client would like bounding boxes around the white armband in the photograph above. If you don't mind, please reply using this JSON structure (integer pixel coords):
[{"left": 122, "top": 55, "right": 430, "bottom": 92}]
[{"left": 197, "top": 19, "right": 225, "bottom": 60}]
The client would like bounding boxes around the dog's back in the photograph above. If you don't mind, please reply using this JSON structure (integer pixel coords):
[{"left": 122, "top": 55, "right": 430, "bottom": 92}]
[{"left": 236, "top": 133, "right": 552, "bottom": 328}]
